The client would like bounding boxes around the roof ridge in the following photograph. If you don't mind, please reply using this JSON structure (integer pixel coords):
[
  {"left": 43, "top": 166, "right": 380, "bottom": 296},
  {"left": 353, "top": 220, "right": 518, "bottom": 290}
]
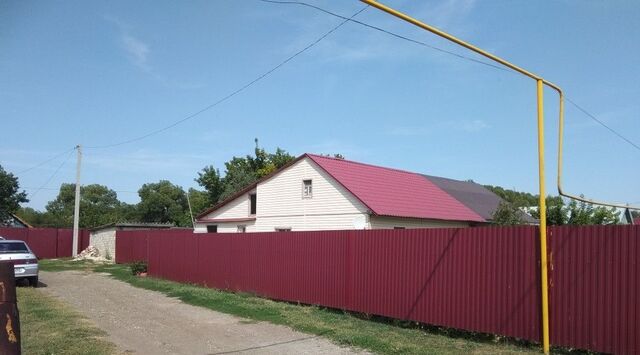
[{"left": 306, "top": 153, "right": 422, "bottom": 177}]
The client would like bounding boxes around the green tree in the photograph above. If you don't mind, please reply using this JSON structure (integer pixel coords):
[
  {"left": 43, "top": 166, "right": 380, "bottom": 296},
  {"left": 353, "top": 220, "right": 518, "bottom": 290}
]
[
  {"left": 546, "top": 201, "right": 567, "bottom": 226},
  {"left": 187, "top": 188, "right": 210, "bottom": 216},
  {"left": 220, "top": 156, "right": 258, "bottom": 200},
  {"left": 196, "top": 142, "right": 295, "bottom": 203},
  {"left": 45, "top": 184, "right": 122, "bottom": 228},
  {"left": 137, "top": 180, "right": 190, "bottom": 226},
  {"left": 528, "top": 197, "right": 567, "bottom": 226},
  {"left": 484, "top": 185, "right": 538, "bottom": 207},
  {"left": 195, "top": 166, "right": 224, "bottom": 205},
  {"left": 566, "top": 199, "right": 619, "bottom": 225},
  {"left": 15, "top": 207, "right": 49, "bottom": 227},
  {"left": 491, "top": 201, "right": 525, "bottom": 225},
  {"left": 0, "top": 165, "right": 28, "bottom": 225},
  {"left": 116, "top": 203, "right": 140, "bottom": 222}
]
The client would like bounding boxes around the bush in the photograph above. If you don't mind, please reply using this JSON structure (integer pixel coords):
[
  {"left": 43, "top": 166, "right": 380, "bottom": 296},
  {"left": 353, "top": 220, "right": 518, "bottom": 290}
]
[{"left": 129, "top": 261, "right": 148, "bottom": 275}]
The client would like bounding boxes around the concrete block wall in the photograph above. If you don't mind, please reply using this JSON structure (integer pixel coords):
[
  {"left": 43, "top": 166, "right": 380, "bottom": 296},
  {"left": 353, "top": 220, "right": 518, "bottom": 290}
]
[{"left": 89, "top": 229, "right": 116, "bottom": 261}]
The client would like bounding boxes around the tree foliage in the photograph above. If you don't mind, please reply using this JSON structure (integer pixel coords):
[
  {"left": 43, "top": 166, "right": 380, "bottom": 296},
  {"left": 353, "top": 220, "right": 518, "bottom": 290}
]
[
  {"left": 491, "top": 201, "right": 525, "bottom": 225},
  {"left": 137, "top": 180, "right": 191, "bottom": 227},
  {"left": 187, "top": 188, "right": 210, "bottom": 217},
  {"left": 44, "top": 184, "right": 123, "bottom": 228},
  {"left": 196, "top": 142, "right": 295, "bottom": 206},
  {"left": 0, "top": 165, "right": 28, "bottom": 225}
]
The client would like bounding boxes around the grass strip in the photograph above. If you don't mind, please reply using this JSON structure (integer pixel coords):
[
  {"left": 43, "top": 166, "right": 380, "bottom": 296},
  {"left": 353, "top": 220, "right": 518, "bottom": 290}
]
[
  {"left": 18, "top": 286, "right": 116, "bottom": 355},
  {"left": 41, "top": 259, "right": 541, "bottom": 354}
]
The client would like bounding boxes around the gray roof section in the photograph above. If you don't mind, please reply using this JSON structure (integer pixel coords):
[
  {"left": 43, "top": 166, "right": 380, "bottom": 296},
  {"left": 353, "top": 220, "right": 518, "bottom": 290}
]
[{"left": 421, "top": 175, "right": 536, "bottom": 223}]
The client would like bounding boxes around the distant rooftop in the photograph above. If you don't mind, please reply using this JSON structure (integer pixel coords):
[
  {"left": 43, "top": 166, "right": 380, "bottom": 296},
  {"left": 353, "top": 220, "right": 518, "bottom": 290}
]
[{"left": 90, "top": 222, "right": 175, "bottom": 232}]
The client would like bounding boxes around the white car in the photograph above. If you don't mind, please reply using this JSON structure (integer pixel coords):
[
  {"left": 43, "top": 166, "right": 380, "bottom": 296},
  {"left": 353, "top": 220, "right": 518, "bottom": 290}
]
[{"left": 0, "top": 239, "right": 39, "bottom": 286}]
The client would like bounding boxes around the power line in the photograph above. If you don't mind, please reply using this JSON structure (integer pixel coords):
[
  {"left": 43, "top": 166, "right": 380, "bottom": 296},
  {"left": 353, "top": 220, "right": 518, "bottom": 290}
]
[
  {"left": 261, "top": 0, "right": 640, "bottom": 154},
  {"left": 27, "top": 149, "right": 75, "bottom": 199},
  {"left": 258, "top": 0, "right": 513, "bottom": 74},
  {"left": 22, "top": 186, "right": 139, "bottom": 194},
  {"left": 13, "top": 146, "right": 77, "bottom": 175},
  {"left": 85, "top": 5, "right": 369, "bottom": 149},
  {"left": 565, "top": 97, "right": 640, "bottom": 152}
]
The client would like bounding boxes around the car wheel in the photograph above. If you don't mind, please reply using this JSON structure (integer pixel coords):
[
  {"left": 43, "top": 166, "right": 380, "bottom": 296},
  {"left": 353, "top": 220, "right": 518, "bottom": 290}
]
[{"left": 29, "top": 277, "right": 38, "bottom": 288}]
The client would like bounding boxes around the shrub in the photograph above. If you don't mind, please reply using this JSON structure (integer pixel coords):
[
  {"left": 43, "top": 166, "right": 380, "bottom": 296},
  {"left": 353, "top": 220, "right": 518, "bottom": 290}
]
[{"left": 129, "top": 261, "right": 148, "bottom": 275}]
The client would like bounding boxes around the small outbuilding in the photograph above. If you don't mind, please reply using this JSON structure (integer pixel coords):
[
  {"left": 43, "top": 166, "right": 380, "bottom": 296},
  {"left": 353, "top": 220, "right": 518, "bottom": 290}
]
[{"left": 89, "top": 222, "right": 175, "bottom": 261}]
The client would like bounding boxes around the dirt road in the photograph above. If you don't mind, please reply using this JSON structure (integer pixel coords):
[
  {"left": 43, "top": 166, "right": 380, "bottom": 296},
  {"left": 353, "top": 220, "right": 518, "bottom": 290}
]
[{"left": 38, "top": 271, "right": 365, "bottom": 355}]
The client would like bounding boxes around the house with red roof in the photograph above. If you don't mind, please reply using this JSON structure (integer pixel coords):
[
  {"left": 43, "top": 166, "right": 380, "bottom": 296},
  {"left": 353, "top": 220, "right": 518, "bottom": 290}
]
[{"left": 194, "top": 154, "right": 502, "bottom": 233}]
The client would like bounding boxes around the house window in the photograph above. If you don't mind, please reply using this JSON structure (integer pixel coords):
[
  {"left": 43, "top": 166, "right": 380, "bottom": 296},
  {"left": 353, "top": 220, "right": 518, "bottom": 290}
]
[
  {"left": 207, "top": 225, "right": 218, "bottom": 233},
  {"left": 237, "top": 225, "right": 246, "bottom": 233},
  {"left": 302, "top": 179, "right": 312, "bottom": 198},
  {"left": 249, "top": 194, "right": 257, "bottom": 215},
  {"left": 275, "top": 227, "right": 292, "bottom": 232}
]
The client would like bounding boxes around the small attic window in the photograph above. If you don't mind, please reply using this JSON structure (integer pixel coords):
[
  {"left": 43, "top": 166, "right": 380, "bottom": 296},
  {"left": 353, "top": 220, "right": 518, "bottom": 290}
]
[
  {"left": 249, "top": 194, "right": 257, "bottom": 215},
  {"left": 302, "top": 179, "right": 312, "bottom": 198}
]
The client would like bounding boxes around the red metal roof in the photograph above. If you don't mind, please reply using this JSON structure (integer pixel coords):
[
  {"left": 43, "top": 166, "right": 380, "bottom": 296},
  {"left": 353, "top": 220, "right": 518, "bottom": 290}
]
[{"left": 306, "top": 154, "right": 485, "bottom": 222}]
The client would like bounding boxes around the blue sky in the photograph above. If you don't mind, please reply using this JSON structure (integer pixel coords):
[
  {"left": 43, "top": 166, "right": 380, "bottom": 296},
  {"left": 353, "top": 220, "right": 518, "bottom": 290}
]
[{"left": 1, "top": 0, "right": 639, "bottom": 210}]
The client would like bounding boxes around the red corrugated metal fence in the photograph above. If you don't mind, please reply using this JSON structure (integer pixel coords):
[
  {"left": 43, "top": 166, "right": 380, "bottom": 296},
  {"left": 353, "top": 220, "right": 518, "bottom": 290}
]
[
  {"left": 0, "top": 228, "right": 90, "bottom": 258},
  {"left": 115, "top": 225, "right": 639, "bottom": 354},
  {"left": 548, "top": 225, "right": 639, "bottom": 354}
]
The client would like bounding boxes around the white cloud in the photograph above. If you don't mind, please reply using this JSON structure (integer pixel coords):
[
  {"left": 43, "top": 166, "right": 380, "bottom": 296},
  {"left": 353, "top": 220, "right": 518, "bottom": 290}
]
[
  {"left": 388, "top": 126, "right": 430, "bottom": 137},
  {"left": 458, "top": 119, "right": 489, "bottom": 132},
  {"left": 104, "top": 16, "right": 204, "bottom": 90},
  {"left": 121, "top": 33, "right": 151, "bottom": 71}
]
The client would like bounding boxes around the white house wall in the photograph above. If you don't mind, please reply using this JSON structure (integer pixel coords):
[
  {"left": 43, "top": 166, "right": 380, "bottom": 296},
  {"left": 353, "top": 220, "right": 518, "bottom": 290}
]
[
  {"left": 195, "top": 157, "right": 370, "bottom": 233},
  {"left": 253, "top": 158, "right": 369, "bottom": 232},
  {"left": 369, "top": 216, "right": 469, "bottom": 229},
  {"left": 202, "top": 189, "right": 255, "bottom": 220}
]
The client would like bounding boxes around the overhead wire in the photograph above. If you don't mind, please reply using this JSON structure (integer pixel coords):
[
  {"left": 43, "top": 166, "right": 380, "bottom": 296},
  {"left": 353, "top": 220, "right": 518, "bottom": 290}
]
[
  {"left": 259, "top": 0, "right": 513, "bottom": 74},
  {"left": 27, "top": 148, "right": 75, "bottom": 199},
  {"left": 565, "top": 97, "right": 640, "bottom": 152},
  {"left": 22, "top": 186, "right": 139, "bottom": 194},
  {"left": 13, "top": 146, "right": 77, "bottom": 175},
  {"left": 85, "top": 5, "right": 369, "bottom": 149},
  {"left": 260, "top": 0, "right": 640, "bottom": 153}
]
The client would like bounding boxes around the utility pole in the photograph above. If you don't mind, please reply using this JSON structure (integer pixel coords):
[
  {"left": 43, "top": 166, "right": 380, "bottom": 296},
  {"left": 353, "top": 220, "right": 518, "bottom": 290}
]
[
  {"left": 72, "top": 145, "right": 82, "bottom": 257},
  {"left": 186, "top": 189, "right": 195, "bottom": 228}
]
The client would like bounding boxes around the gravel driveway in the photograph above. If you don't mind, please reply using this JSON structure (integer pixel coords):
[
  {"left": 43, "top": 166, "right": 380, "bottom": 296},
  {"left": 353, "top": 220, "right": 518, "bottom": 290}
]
[{"left": 38, "top": 271, "right": 365, "bottom": 355}]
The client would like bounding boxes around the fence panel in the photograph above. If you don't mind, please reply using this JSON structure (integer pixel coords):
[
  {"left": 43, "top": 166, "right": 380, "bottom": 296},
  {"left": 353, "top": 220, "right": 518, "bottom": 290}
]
[
  {"left": 57, "top": 229, "right": 72, "bottom": 257},
  {"left": 113, "top": 225, "right": 639, "bottom": 353},
  {"left": 549, "top": 225, "right": 639, "bottom": 355},
  {"left": 0, "top": 228, "right": 88, "bottom": 258},
  {"left": 345, "top": 227, "right": 540, "bottom": 341},
  {"left": 115, "top": 230, "right": 148, "bottom": 264},
  {"left": 0, "top": 228, "right": 28, "bottom": 241},
  {"left": 26, "top": 228, "right": 58, "bottom": 259}
]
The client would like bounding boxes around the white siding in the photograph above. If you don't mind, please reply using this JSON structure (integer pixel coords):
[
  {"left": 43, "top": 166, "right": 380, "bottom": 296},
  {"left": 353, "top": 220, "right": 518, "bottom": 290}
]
[
  {"left": 193, "top": 224, "right": 208, "bottom": 233},
  {"left": 369, "top": 216, "right": 469, "bottom": 229},
  {"left": 218, "top": 221, "right": 256, "bottom": 233},
  {"left": 193, "top": 221, "right": 256, "bottom": 233},
  {"left": 254, "top": 157, "right": 368, "bottom": 232},
  {"left": 201, "top": 189, "right": 255, "bottom": 220}
]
